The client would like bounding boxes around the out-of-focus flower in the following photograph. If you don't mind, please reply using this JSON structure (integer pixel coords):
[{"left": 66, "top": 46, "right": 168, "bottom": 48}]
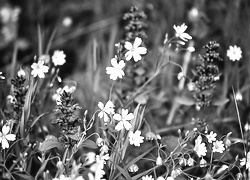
[
  {"left": 240, "top": 151, "right": 250, "bottom": 170},
  {"left": 156, "top": 156, "right": 163, "bottom": 166},
  {"left": 187, "top": 157, "right": 194, "bottom": 166},
  {"left": 0, "top": 124, "right": 16, "bottom": 149},
  {"left": 206, "top": 131, "right": 217, "bottom": 143},
  {"left": 166, "top": 177, "right": 174, "bottom": 180},
  {"left": 200, "top": 158, "right": 207, "bottom": 167},
  {"left": 171, "top": 168, "right": 182, "bottom": 178},
  {"left": 128, "top": 164, "right": 139, "bottom": 173},
  {"left": 62, "top": 16, "right": 72, "bottom": 27},
  {"left": 187, "top": 82, "right": 196, "bottom": 91},
  {"left": 173, "top": 23, "right": 192, "bottom": 42},
  {"left": 100, "top": 144, "right": 109, "bottom": 154},
  {"left": 124, "top": 37, "right": 147, "bottom": 62},
  {"left": 157, "top": 176, "right": 165, "bottom": 180},
  {"left": 145, "top": 132, "right": 157, "bottom": 141},
  {"left": 0, "top": 72, "right": 5, "bottom": 79},
  {"left": 193, "top": 135, "right": 207, "bottom": 157},
  {"left": 212, "top": 140, "right": 225, "bottom": 153},
  {"left": 188, "top": 7, "right": 199, "bottom": 22},
  {"left": 179, "top": 157, "right": 187, "bottom": 166},
  {"left": 52, "top": 50, "right": 66, "bottom": 66},
  {"left": 85, "top": 152, "right": 96, "bottom": 165},
  {"left": 142, "top": 175, "right": 154, "bottom": 180},
  {"left": 39, "top": 55, "right": 50, "bottom": 64},
  {"left": 235, "top": 91, "right": 243, "bottom": 101},
  {"left": 129, "top": 130, "right": 144, "bottom": 147},
  {"left": 113, "top": 109, "right": 134, "bottom": 131},
  {"left": 187, "top": 46, "right": 195, "bottom": 52},
  {"left": 177, "top": 72, "right": 185, "bottom": 80},
  {"left": 17, "top": 68, "right": 25, "bottom": 77},
  {"left": 227, "top": 45, "right": 242, "bottom": 61},
  {"left": 96, "top": 137, "right": 104, "bottom": 147},
  {"left": 98, "top": 100, "right": 115, "bottom": 123},
  {"left": 0, "top": 6, "right": 21, "bottom": 23},
  {"left": 31, "top": 60, "right": 49, "bottom": 78},
  {"left": 244, "top": 123, "right": 250, "bottom": 131},
  {"left": 106, "top": 58, "right": 125, "bottom": 80}
]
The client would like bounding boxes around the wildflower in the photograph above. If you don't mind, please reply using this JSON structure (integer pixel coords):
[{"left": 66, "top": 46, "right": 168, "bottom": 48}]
[
  {"left": 173, "top": 23, "right": 192, "bottom": 42},
  {"left": 240, "top": 151, "right": 250, "bottom": 170},
  {"left": 145, "top": 132, "right": 157, "bottom": 141},
  {"left": 106, "top": 58, "right": 125, "bottom": 80},
  {"left": 52, "top": 50, "right": 66, "bottom": 66},
  {"left": 85, "top": 152, "right": 96, "bottom": 165},
  {"left": 0, "top": 124, "right": 16, "bottom": 149},
  {"left": 31, "top": 60, "right": 49, "bottom": 78},
  {"left": 200, "top": 158, "right": 207, "bottom": 167},
  {"left": 193, "top": 135, "right": 207, "bottom": 157},
  {"left": 171, "top": 168, "right": 182, "bottom": 178},
  {"left": 96, "top": 137, "right": 104, "bottom": 147},
  {"left": 244, "top": 123, "right": 250, "bottom": 131},
  {"left": 56, "top": 161, "right": 64, "bottom": 170},
  {"left": 113, "top": 109, "right": 134, "bottom": 131},
  {"left": 98, "top": 100, "right": 115, "bottom": 123},
  {"left": 157, "top": 177, "right": 165, "bottom": 180},
  {"left": 142, "top": 175, "right": 154, "bottom": 180},
  {"left": 227, "top": 45, "right": 242, "bottom": 61},
  {"left": 0, "top": 72, "right": 5, "bottom": 79},
  {"left": 128, "top": 164, "right": 139, "bottom": 173},
  {"left": 129, "top": 130, "right": 144, "bottom": 147},
  {"left": 100, "top": 144, "right": 109, "bottom": 154},
  {"left": 235, "top": 91, "right": 242, "bottom": 101},
  {"left": 177, "top": 72, "right": 184, "bottom": 80},
  {"left": 187, "top": 47, "right": 195, "bottom": 52},
  {"left": 206, "top": 131, "right": 217, "bottom": 143},
  {"left": 166, "top": 177, "right": 174, "bottom": 180},
  {"left": 17, "top": 68, "right": 25, "bottom": 77},
  {"left": 156, "top": 156, "right": 163, "bottom": 166},
  {"left": 179, "top": 157, "right": 187, "bottom": 166},
  {"left": 187, "top": 157, "right": 194, "bottom": 166},
  {"left": 62, "top": 16, "right": 72, "bottom": 27},
  {"left": 124, "top": 37, "right": 147, "bottom": 62},
  {"left": 212, "top": 140, "right": 225, "bottom": 153},
  {"left": 90, "top": 153, "right": 110, "bottom": 180},
  {"left": 187, "top": 82, "right": 196, "bottom": 91}
]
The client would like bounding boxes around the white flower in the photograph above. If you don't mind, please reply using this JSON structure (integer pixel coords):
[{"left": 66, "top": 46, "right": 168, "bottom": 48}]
[
  {"left": 177, "top": 72, "right": 184, "bottom": 80},
  {"left": 235, "top": 91, "right": 243, "bottom": 101},
  {"left": 227, "top": 45, "right": 242, "bottom": 61},
  {"left": 244, "top": 123, "right": 250, "bottom": 131},
  {"left": 52, "top": 50, "right": 66, "bottom": 66},
  {"left": 62, "top": 16, "right": 72, "bottom": 27},
  {"left": 187, "top": 157, "right": 194, "bottom": 166},
  {"left": 156, "top": 156, "right": 163, "bottom": 166},
  {"left": 0, "top": 72, "right": 5, "bottom": 79},
  {"left": 98, "top": 100, "right": 115, "bottom": 123},
  {"left": 142, "top": 175, "right": 154, "bottom": 180},
  {"left": 166, "top": 177, "right": 174, "bottom": 180},
  {"left": 90, "top": 154, "right": 110, "bottom": 180},
  {"left": 157, "top": 177, "right": 165, "bottom": 180},
  {"left": 128, "top": 164, "right": 139, "bottom": 173},
  {"left": 113, "top": 109, "right": 134, "bottom": 131},
  {"left": 0, "top": 124, "right": 16, "bottom": 149},
  {"left": 106, "top": 58, "right": 125, "bottom": 80},
  {"left": 240, "top": 151, "right": 250, "bottom": 170},
  {"left": 171, "top": 168, "right": 182, "bottom": 178},
  {"left": 96, "top": 137, "right": 104, "bottom": 147},
  {"left": 173, "top": 23, "right": 192, "bottom": 42},
  {"left": 17, "top": 68, "right": 26, "bottom": 77},
  {"left": 129, "top": 130, "right": 144, "bottom": 147},
  {"left": 124, "top": 37, "right": 147, "bottom": 62},
  {"left": 187, "top": 46, "right": 195, "bottom": 52},
  {"left": 206, "top": 131, "right": 217, "bottom": 143},
  {"left": 200, "top": 158, "right": 207, "bottom": 167},
  {"left": 31, "top": 60, "right": 49, "bottom": 78},
  {"left": 85, "top": 152, "right": 96, "bottom": 165},
  {"left": 193, "top": 135, "right": 207, "bottom": 157},
  {"left": 212, "top": 140, "right": 225, "bottom": 153}
]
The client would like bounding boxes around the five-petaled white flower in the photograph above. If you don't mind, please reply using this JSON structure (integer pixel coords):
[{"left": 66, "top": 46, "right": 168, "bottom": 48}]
[
  {"left": 240, "top": 151, "right": 250, "bottom": 170},
  {"left": 206, "top": 131, "right": 217, "bottom": 143},
  {"left": 129, "top": 130, "right": 144, "bottom": 147},
  {"left": 113, "top": 109, "right": 134, "bottom": 131},
  {"left": 52, "top": 50, "right": 66, "bottom": 66},
  {"left": 106, "top": 58, "right": 125, "bottom": 80},
  {"left": 124, "top": 37, "right": 147, "bottom": 62},
  {"left": 142, "top": 175, "right": 154, "bottom": 180},
  {"left": 0, "top": 124, "right": 16, "bottom": 149},
  {"left": 193, "top": 135, "right": 207, "bottom": 157},
  {"left": 31, "top": 60, "right": 49, "bottom": 78},
  {"left": 227, "top": 45, "right": 242, "bottom": 61},
  {"left": 212, "top": 140, "right": 225, "bottom": 153},
  {"left": 98, "top": 100, "right": 115, "bottom": 123},
  {"left": 173, "top": 23, "right": 192, "bottom": 42}
]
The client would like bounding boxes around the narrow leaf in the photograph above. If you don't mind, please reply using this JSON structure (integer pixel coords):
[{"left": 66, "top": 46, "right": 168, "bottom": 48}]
[{"left": 175, "top": 96, "right": 195, "bottom": 106}]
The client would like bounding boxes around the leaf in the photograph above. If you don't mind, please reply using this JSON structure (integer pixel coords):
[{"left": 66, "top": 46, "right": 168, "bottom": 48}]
[
  {"left": 112, "top": 163, "right": 131, "bottom": 180},
  {"left": 35, "top": 155, "right": 50, "bottom": 180},
  {"left": 212, "top": 98, "right": 229, "bottom": 106},
  {"left": 12, "top": 172, "right": 34, "bottom": 180},
  {"left": 175, "top": 96, "right": 195, "bottom": 106},
  {"left": 39, "top": 135, "right": 62, "bottom": 152},
  {"left": 79, "top": 139, "right": 98, "bottom": 149}
]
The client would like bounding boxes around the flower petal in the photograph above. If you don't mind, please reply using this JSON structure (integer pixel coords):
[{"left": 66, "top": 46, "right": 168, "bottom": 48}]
[
  {"left": 121, "top": 109, "right": 129, "bottom": 118},
  {"left": 118, "top": 60, "right": 126, "bottom": 69},
  {"left": 2, "top": 125, "right": 10, "bottom": 135},
  {"left": 5, "top": 134, "right": 16, "bottom": 141},
  {"left": 98, "top": 102, "right": 104, "bottom": 110},
  {"left": 110, "top": 58, "right": 118, "bottom": 67},
  {"left": 137, "top": 47, "right": 147, "bottom": 55},
  {"left": 124, "top": 42, "right": 132, "bottom": 50},
  {"left": 115, "top": 122, "right": 123, "bottom": 131},
  {"left": 125, "top": 51, "right": 133, "bottom": 61},
  {"left": 133, "top": 52, "right": 142, "bottom": 62},
  {"left": 134, "top": 37, "right": 142, "bottom": 48},
  {"left": 1, "top": 138, "right": 9, "bottom": 149},
  {"left": 113, "top": 114, "right": 122, "bottom": 121},
  {"left": 98, "top": 111, "right": 104, "bottom": 118},
  {"left": 125, "top": 113, "right": 134, "bottom": 121},
  {"left": 123, "top": 121, "right": 132, "bottom": 130}
]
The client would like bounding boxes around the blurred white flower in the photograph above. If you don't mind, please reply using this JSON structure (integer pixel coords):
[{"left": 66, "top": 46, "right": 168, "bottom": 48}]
[
  {"left": 0, "top": 124, "right": 16, "bottom": 149},
  {"left": 0, "top": 72, "right": 5, "bottom": 79},
  {"left": 171, "top": 168, "right": 182, "bottom": 178},
  {"left": 156, "top": 156, "right": 163, "bottom": 166},
  {"left": 227, "top": 45, "right": 242, "bottom": 61},
  {"left": 187, "top": 157, "right": 194, "bottom": 166},
  {"left": 53, "top": 86, "right": 76, "bottom": 105},
  {"left": 128, "top": 164, "right": 139, "bottom": 173},
  {"left": 142, "top": 175, "right": 154, "bottom": 180},
  {"left": 187, "top": 46, "right": 195, "bottom": 52},
  {"left": 244, "top": 123, "right": 250, "bottom": 131},
  {"left": 96, "top": 137, "right": 104, "bottom": 147},
  {"left": 240, "top": 151, "right": 250, "bottom": 170},
  {"left": 52, "top": 50, "right": 66, "bottom": 66},
  {"left": 17, "top": 68, "right": 26, "bottom": 77},
  {"left": 62, "top": 16, "right": 72, "bottom": 27},
  {"left": 235, "top": 91, "right": 242, "bottom": 101},
  {"left": 193, "top": 135, "right": 207, "bottom": 157},
  {"left": 212, "top": 140, "right": 225, "bottom": 153},
  {"left": 31, "top": 60, "right": 49, "bottom": 78},
  {"left": 125, "top": 37, "right": 147, "bottom": 62},
  {"left": 177, "top": 72, "right": 184, "bottom": 80},
  {"left": 113, "top": 109, "right": 134, "bottom": 131},
  {"left": 173, "top": 23, "right": 192, "bottom": 42},
  {"left": 98, "top": 100, "right": 115, "bottom": 123},
  {"left": 206, "top": 131, "right": 217, "bottom": 143},
  {"left": 166, "top": 177, "right": 174, "bottom": 180},
  {"left": 129, "top": 130, "right": 144, "bottom": 147},
  {"left": 85, "top": 152, "right": 96, "bottom": 165},
  {"left": 106, "top": 58, "right": 125, "bottom": 80},
  {"left": 200, "top": 158, "right": 207, "bottom": 167}
]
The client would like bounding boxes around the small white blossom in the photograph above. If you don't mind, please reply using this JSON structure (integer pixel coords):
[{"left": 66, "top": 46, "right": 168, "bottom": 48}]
[
  {"left": 166, "top": 177, "right": 174, "bottom": 180},
  {"left": 0, "top": 124, "right": 16, "bottom": 149},
  {"left": 206, "top": 131, "right": 217, "bottom": 143},
  {"left": 171, "top": 168, "right": 182, "bottom": 178},
  {"left": 227, "top": 45, "right": 242, "bottom": 61},
  {"left": 142, "top": 175, "right": 154, "bottom": 180},
  {"left": 212, "top": 140, "right": 225, "bottom": 153},
  {"left": 187, "top": 157, "right": 194, "bottom": 166},
  {"left": 177, "top": 72, "right": 184, "bottom": 80},
  {"left": 0, "top": 72, "right": 5, "bottom": 79},
  {"left": 124, "top": 37, "right": 147, "bottom": 62},
  {"left": 128, "top": 164, "right": 139, "bottom": 173},
  {"left": 85, "top": 152, "right": 96, "bottom": 165},
  {"left": 98, "top": 100, "right": 115, "bottom": 123},
  {"left": 31, "top": 60, "right": 49, "bottom": 78},
  {"left": 235, "top": 91, "right": 243, "bottom": 101},
  {"left": 173, "top": 23, "right": 192, "bottom": 42},
  {"left": 193, "top": 135, "right": 207, "bottom": 157},
  {"left": 187, "top": 46, "right": 195, "bottom": 52},
  {"left": 244, "top": 123, "right": 250, "bottom": 131},
  {"left": 17, "top": 68, "right": 26, "bottom": 77},
  {"left": 52, "top": 50, "right": 66, "bottom": 66},
  {"left": 129, "top": 130, "right": 144, "bottom": 147},
  {"left": 96, "top": 137, "right": 104, "bottom": 147},
  {"left": 62, "top": 16, "right": 72, "bottom": 27},
  {"left": 240, "top": 151, "right": 250, "bottom": 170},
  {"left": 200, "top": 158, "right": 207, "bottom": 167},
  {"left": 156, "top": 156, "right": 163, "bottom": 166},
  {"left": 106, "top": 58, "right": 125, "bottom": 80},
  {"left": 157, "top": 177, "right": 165, "bottom": 180},
  {"left": 113, "top": 109, "right": 134, "bottom": 131}
]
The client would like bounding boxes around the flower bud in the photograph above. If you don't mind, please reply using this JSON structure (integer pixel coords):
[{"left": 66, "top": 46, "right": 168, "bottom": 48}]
[
  {"left": 156, "top": 156, "right": 163, "bottom": 166},
  {"left": 128, "top": 164, "right": 139, "bottom": 173}
]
